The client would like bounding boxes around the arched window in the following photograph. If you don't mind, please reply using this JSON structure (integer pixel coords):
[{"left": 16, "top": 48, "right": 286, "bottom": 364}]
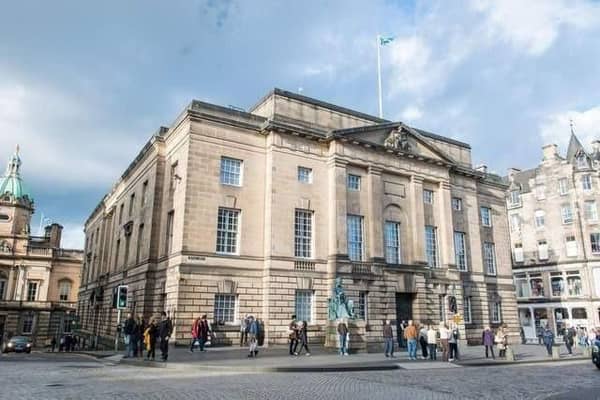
[{"left": 58, "top": 280, "right": 72, "bottom": 302}]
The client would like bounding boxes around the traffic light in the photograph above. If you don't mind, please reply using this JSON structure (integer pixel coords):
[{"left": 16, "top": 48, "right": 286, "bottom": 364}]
[{"left": 117, "top": 285, "right": 128, "bottom": 310}]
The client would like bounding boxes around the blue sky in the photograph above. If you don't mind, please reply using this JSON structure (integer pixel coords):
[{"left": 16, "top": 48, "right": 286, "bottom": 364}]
[{"left": 2, "top": 0, "right": 600, "bottom": 248}]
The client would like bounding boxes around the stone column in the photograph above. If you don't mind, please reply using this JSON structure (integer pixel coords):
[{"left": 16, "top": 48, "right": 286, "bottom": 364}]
[
  {"left": 438, "top": 180, "right": 455, "bottom": 268},
  {"left": 410, "top": 175, "right": 426, "bottom": 264},
  {"left": 367, "top": 166, "right": 384, "bottom": 261}
]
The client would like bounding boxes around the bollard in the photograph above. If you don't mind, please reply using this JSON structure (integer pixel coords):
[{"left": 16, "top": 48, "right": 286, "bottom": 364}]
[
  {"left": 505, "top": 346, "right": 515, "bottom": 361},
  {"left": 552, "top": 345, "right": 560, "bottom": 360}
]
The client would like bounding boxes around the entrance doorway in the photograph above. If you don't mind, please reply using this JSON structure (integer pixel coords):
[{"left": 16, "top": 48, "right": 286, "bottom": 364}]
[{"left": 395, "top": 293, "right": 414, "bottom": 324}]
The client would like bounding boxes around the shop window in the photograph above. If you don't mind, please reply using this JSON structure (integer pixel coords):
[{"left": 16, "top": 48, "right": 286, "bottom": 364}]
[{"left": 572, "top": 308, "right": 587, "bottom": 319}]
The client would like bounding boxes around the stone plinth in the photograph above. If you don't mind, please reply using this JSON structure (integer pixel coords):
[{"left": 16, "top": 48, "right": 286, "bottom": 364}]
[{"left": 324, "top": 320, "right": 367, "bottom": 353}]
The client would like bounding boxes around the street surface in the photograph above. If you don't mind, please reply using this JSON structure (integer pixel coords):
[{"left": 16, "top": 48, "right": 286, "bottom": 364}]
[{"left": 1, "top": 352, "right": 599, "bottom": 399}]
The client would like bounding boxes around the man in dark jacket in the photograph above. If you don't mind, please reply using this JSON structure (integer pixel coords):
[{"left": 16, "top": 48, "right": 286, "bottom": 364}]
[
  {"left": 123, "top": 313, "right": 136, "bottom": 358},
  {"left": 564, "top": 324, "right": 575, "bottom": 355},
  {"left": 158, "top": 312, "right": 173, "bottom": 362}
]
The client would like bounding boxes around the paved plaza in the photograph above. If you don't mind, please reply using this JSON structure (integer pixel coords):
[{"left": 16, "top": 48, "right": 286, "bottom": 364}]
[{"left": 1, "top": 345, "right": 598, "bottom": 400}]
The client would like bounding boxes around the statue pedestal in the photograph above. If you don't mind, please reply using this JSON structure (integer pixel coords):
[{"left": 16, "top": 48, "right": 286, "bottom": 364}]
[{"left": 324, "top": 320, "right": 367, "bottom": 353}]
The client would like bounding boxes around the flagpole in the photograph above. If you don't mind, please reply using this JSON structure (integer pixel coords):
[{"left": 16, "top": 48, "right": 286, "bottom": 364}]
[{"left": 376, "top": 34, "right": 383, "bottom": 118}]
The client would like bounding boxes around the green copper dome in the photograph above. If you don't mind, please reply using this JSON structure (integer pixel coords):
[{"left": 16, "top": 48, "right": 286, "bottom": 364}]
[{"left": 0, "top": 145, "right": 33, "bottom": 201}]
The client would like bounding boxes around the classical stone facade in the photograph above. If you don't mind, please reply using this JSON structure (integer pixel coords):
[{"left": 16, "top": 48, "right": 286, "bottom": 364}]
[
  {"left": 0, "top": 147, "right": 83, "bottom": 347},
  {"left": 507, "top": 134, "right": 600, "bottom": 342},
  {"left": 77, "top": 89, "right": 518, "bottom": 349}
]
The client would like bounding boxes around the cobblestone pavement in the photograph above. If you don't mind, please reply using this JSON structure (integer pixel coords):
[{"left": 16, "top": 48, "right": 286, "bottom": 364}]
[{"left": 1, "top": 353, "right": 599, "bottom": 400}]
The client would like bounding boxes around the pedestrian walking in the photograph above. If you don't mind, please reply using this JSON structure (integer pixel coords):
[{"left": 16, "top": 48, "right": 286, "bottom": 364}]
[
  {"left": 145, "top": 318, "right": 157, "bottom": 361},
  {"left": 190, "top": 316, "right": 200, "bottom": 353},
  {"left": 123, "top": 313, "right": 137, "bottom": 358},
  {"left": 404, "top": 320, "right": 418, "bottom": 360},
  {"left": 397, "top": 320, "right": 406, "bottom": 349},
  {"left": 482, "top": 326, "right": 495, "bottom": 359},
  {"left": 427, "top": 325, "right": 437, "bottom": 361},
  {"left": 543, "top": 325, "right": 554, "bottom": 356},
  {"left": 296, "top": 321, "right": 310, "bottom": 356},
  {"left": 50, "top": 337, "right": 56, "bottom": 353},
  {"left": 418, "top": 324, "right": 428, "bottom": 359},
  {"left": 439, "top": 323, "right": 450, "bottom": 362},
  {"left": 588, "top": 328, "right": 597, "bottom": 348},
  {"left": 537, "top": 325, "right": 544, "bottom": 345},
  {"left": 247, "top": 316, "right": 259, "bottom": 358},
  {"left": 288, "top": 315, "right": 299, "bottom": 356},
  {"left": 158, "top": 311, "right": 173, "bottom": 362},
  {"left": 337, "top": 320, "right": 349, "bottom": 356},
  {"left": 448, "top": 324, "right": 459, "bottom": 361},
  {"left": 240, "top": 315, "right": 249, "bottom": 346},
  {"left": 383, "top": 320, "right": 394, "bottom": 358},
  {"left": 564, "top": 324, "right": 575, "bottom": 355}
]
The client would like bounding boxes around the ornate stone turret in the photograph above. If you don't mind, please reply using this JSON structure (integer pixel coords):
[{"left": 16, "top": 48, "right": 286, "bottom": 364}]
[
  {"left": 0, "top": 145, "right": 34, "bottom": 237},
  {"left": 0, "top": 145, "right": 33, "bottom": 206}
]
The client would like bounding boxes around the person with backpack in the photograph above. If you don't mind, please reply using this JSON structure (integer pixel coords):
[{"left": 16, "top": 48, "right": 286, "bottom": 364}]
[
  {"left": 448, "top": 324, "right": 459, "bottom": 361},
  {"left": 123, "top": 313, "right": 137, "bottom": 358},
  {"left": 564, "top": 323, "right": 575, "bottom": 355}
]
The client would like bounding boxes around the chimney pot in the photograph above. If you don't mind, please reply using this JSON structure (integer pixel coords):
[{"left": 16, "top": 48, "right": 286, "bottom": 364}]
[{"left": 542, "top": 144, "right": 559, "bottom": 161}]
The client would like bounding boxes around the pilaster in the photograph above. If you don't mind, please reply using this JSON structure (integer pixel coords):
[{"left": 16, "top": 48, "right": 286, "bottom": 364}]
[
  {"left": 438, "top": 180, "right": 455, "bottom": 268},
  {"left": 410, "top": 175, "right": 426, "bottom": 264},
  {"left": 367, "top": 166, "right": 384, "bottom": 260}
]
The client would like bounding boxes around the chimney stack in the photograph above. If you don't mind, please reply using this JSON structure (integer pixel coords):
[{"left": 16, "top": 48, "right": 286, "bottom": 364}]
[
  {"left": 542, "top": 144, "right": 559, "bottom": 161},
  {"left": 592, "top": 140, "right": 600, "bottom": 153},
  {"left": 475, "top": 164, "right": 488, "bottom": 174},
  {"left": 44, "top": 223, "right": 63, "bottom": 248},
  {"left": 507, "top": 168, "right": 521, "bottom": 181}
]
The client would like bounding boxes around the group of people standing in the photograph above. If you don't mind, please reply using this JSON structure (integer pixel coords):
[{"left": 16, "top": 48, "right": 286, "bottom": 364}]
[
  {"left": 383, "top": 320, "right": 461, "bottom": 362},
  {"left": 481, "top": 325, "right": 509, "bottom": 359},
  {"left": 239, "top": 315, "right": 265, "bottom": 357},
  {"left": 539, "top": 323, "right": 599, "bottom": 356},
  {"left": 123, "top": 311, "right": 172, "bottom": 362}
]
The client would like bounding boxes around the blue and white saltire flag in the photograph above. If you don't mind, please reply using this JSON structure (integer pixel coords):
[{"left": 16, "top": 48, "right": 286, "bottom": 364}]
[{"left": 379, "top": 36, "right": 395, "bottom": 46}]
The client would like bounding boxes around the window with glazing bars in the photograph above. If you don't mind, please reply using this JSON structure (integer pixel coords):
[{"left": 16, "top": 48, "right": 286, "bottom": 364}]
[
  {"left": 26, "top": 281, "right": 38, "bottom": 301},
  {"left": 491, "top": 301, "right": 502, "bottom": 323},
  {"left": 357, "top": 291, "right": 368, "bottom": 320},
  {"left": 425, "top": 225, "right": 439, "bottom": 268},
  {"left": 216, "top": 208, "right": 239, "bottom": 254},
  {"left": 295, "top": 290, "right": 313, "bottom": 322},
  {"left": 214, "top": 294, "right": 236, "bottom": 323},
  {"left": 463, "top": 297, "right": 472, "bottom": 323},
  {"left": 297, "top": 167, "right": 312, "bottom": 183},
  {"left": 295, "top": 209, "right": 313, "bottom": 258},
  {"left": 454, "top": 231, "right": 467, "bottom": 271},
  {"left": 483, "top": 242, "right": 496, "bottom": 275},
  {"left": 347, "top": 215, "right": 364, "bottom": 261},
  {"left": 384, "top": 221, "right": 401, "bottom": 264},
  {"left": 220, "top": 157, "right": 242, "bottom": 186}
]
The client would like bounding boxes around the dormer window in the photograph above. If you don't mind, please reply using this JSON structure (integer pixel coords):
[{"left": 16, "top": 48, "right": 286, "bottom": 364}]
[
  {"left": 509, "top": 190, "right": 521, "bottom": 207},
  {"left": 576, "top": 153, "right": 589, "bottom": 169}
]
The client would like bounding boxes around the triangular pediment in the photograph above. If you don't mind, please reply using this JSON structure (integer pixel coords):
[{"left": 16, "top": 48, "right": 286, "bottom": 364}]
[{"left": 333, "top": 123, "right": 456, "bottom": 164}]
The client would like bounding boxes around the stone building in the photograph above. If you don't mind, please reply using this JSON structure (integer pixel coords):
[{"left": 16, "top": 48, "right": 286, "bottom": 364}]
[
  {"left": 507, "top": 132, "right": 600, "bottom": 342},
  {"left": 0, "top": 147, "right": 83, "bottom": 347},
  {"left": 77, "top": 89, "right": 518, "bottom": 349}
]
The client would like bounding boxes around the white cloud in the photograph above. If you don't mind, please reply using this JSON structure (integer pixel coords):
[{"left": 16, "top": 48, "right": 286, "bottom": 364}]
[
  {"left": 540, "top": 106, "right": 600, "bottom": 153},
  {"left": 0, "top": 75, "right": 146, "bottom": 190},
  {"left": 59, "top": 223, "right": 85, "bottom": 249},
  {"left": 471, "top": 0, "right": 600, "bottom": 55},
  {"left": 400, "top": 105, "right": 423, "bottom": 122}
]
